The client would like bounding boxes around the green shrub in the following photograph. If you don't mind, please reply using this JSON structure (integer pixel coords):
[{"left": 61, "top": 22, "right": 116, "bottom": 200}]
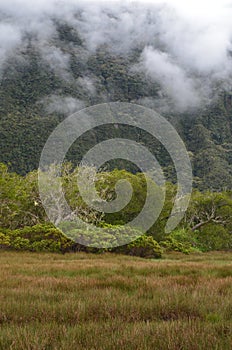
[
  {"left": 193, "top": 224, "right": 232, "bottom": 251},
  {"left": 0, "top": 232, "right": 11, "bottom": 249},
  {"left": 65, "top": 224, "right": 163, "bottom": 258},
  {"left": 160, "top": 229, "right": 200, "bottom": 254},
  {"left": 1, "top": 224, "right": 159, "bottom": 257},
  {"left": 61, "top": 223, "right": 142, "bottom": 251},
  {"left": 11, "top": 237, "right": 31, "bottom": 250},
  {"left": 160, "top": 237, "right": 192, "bottom": 254},
  {"left": 118, "top": 235, "right": 162, "bottom": 259},
  {"left": 0, "top": 224, "right": 77, "bottom": 253}
]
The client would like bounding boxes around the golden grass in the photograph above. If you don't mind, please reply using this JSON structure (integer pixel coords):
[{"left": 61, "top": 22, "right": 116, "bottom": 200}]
[{"left": 0, "top": 251, "right": 231, "bottom": 349}]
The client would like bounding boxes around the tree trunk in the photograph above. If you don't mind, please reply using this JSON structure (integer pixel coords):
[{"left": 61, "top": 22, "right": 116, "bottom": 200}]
[{"left": 191, "top": 220, "right": 210, "bottom": 232}]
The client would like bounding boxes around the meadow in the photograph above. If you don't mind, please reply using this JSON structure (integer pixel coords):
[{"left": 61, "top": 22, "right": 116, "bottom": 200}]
[{"left": 0, "top": 251, "right": 231, "bottom": 350}]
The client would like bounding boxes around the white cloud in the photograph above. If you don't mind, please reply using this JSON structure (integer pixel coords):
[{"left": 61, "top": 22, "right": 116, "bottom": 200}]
[
  {"left": 0, "top": 0, "right": 232, "bottom": 110},
  {"left": 0, "top": 23, "right": 22, "bottom": 71},
  {"left": 140, "top": 47, "right": 202, "bottom": 110},
  {"left": 43, "top": 95, "right": 85, "bottom": 115}
]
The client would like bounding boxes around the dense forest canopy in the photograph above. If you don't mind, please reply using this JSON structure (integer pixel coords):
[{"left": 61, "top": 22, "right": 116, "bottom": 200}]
[{"left": 0, "top": 1, "right": 232, "bottom": 189}]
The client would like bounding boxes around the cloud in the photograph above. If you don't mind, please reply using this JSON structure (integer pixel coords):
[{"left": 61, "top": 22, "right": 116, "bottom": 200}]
[
  {"left": 77, "top": 77, "right": 96, "bottom": 96},
  {"left": 0, "top": 23, "right": 22, "bottom": 70},
  {"left": 0, "top": 0, "right": 232, "bottom": 111},
  {"left": 138, "top": 47, "right": 202, "bottom": 111},
  {"left": 41, "top": 45, "right": 72, "bottom": 81},
  {"left": 43, "top": 95, "right": 85, "bottom": 115}
]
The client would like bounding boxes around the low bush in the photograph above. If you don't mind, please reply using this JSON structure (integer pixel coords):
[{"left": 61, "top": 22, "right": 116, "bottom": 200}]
[
  {"left": 193, "top": 224, "right": 232, "bottom": 252},
  {"left": 160, "top": 236, "right": 193, "bottom": 254},
  {"left": 60, "top": 222, "right": 141, "bottom": 249},
  {"left": 160, "top": 229, "right": 200, "bottom": 254},
  {"left": 0, "top": 232, "right": 11, "bottom": 249},
  {"left": 0, "top": 224, "right": 77, "bottom": 253},
  {"left": 116, "top": 235, "right": 162, "bottom": 259},
  {"left": 0, "top": 224, "right": 162, "bottom": 258}
]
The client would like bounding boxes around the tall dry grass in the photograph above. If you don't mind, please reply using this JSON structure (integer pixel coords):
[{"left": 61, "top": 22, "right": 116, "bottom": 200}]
[{"left": 0, "top": 251, "right": 231, "bottom": 349}]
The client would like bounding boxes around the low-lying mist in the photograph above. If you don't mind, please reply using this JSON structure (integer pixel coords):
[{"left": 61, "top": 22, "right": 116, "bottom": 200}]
[{"left": 0, "top": 0, "right": 232, "bottom": 112}]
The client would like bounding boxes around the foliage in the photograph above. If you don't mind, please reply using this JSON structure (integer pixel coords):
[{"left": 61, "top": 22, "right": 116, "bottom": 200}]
[
  {"left": 59, "top": 222, "right": 160, "bottom": 257},
  {"left": 161, "top": 238, "right": 193, "bottom": 254},
  {"left": 0, "top": 232, "right": 11, "bottom": 249},
  {"left": 0, "top": 224, "right": 76, "bottom": 253},
  {"left": 193, "top": 224, "right": 232, "bottom": 252},
  {"left": 63, "top": 225, "right": 126, "bottom": 251},
  {"left": 0, "top": 223, "right": 162, "bottom": 258},
  {"left": 1, "top": 163, "right": 232, "bottom": 253},
  {"left": 186, "top": 190, "right": 232, "bottom": 232},
  {"left": 160, "top": 229, "right": 199, "bottom": 254},
  {"left": 118, "top": 235, "right": 162, "bottom": 259},
  {"left": 0, "top": 164, "right": 46, "bottom": 229}
]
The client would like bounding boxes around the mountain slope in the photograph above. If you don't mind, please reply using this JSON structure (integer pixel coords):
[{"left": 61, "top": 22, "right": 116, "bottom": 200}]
[{"left": 1, "top": 6, "right": 232, "bottom": 190}]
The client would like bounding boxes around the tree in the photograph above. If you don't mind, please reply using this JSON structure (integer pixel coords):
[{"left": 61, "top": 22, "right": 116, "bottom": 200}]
[{"left": 186, "top": 190, "right": 232, "bottom": 232}]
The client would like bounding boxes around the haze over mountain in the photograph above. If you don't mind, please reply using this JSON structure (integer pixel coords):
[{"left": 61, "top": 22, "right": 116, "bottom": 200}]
[{"left": 1, "top": 0, "right": 232, "bottom": 189}]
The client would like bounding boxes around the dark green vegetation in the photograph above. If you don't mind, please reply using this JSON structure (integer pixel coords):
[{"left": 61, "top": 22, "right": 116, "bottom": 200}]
[
  {"left": 1, "top": 24, "right": 232, "bottom": 190},
  {"left": 0, "top": 252, "right": 231, "bottom": 350},
  {"left": 1, "top": 163, "right": 232, "bottom": 255}
]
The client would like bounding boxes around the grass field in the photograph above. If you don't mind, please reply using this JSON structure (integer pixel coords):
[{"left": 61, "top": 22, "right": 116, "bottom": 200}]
[{"left": 0, "top": 251, "right": 231, "bottom": 350}]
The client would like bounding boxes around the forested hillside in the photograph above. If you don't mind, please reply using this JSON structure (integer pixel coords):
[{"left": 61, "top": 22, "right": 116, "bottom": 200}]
[{"left": 1, "top": 3, "right": 232, "bottom": 190}]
